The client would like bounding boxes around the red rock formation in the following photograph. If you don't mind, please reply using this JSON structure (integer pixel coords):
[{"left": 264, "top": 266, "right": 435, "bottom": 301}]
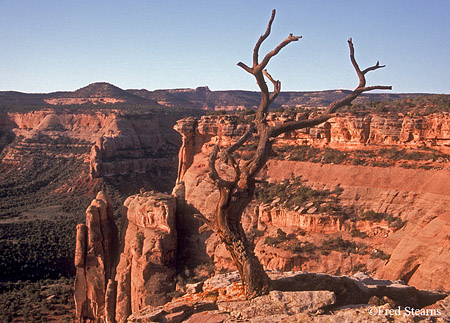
[
  {"left": 173, "top": 114, "right": 450, "bottom": 292},
  {"left": 74, "top": 191, "right": 178, "bottom": 323},
  {"left": 89, "top": 115, "right": 180, "bottom": 181},
  {"left": 0, "top": 110, "right": 180, "bottom": 189},
  {"left": 269, "top": 111, "right": 450, "bottom": 150},
  {"left": 114, "top": 192, "right": 177, "bottom": 323},
  {"left": 127, "top": 271, "right": 448, "bottom": 322},
  {"left": 74, "top": 191, "right": 119, "bottom": 323},
  {"left": 174, "top": 115, "right": 249, "bottom": 182}
]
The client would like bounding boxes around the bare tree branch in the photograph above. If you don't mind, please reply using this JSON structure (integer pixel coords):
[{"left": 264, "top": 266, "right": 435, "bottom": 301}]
[
  {"left": 348, "top": 38, "right": 386, "bottom": 88},
  {"left": 210, "top": 125, "right": 256, "bottom": 189},
  {"left": 270, "top": 38, "right": 392, "bottom": 137},
  {"left": 263, "top": 69, "right": 281, "bottom": 105},
  {"left": 237, "top": 62, "right": 253, "bottom": 74},
  {"left": 237, "top": 9, "right": 302, "bottom": 127},
  {"left": 258, "top": 33, "right": 301, "bottom": 72},
  {"left": 209, "top": 145, "right": 233, "bottom": 188},
  {"left": 226, "top": 125, "right": 255, "bottom": 156},
  {"left": 253, "top": 9, "right": 276, "bottom": 67}
]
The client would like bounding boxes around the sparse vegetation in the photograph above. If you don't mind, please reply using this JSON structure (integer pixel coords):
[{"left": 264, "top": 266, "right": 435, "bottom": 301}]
[
  {"left": 359, "top": 210, "right": 405, "bottom": 229},
  {"left": 256, "top": 176, "right": 330, "bottom": 210},
  {"left": 0, "top": 277, "right": 75, "bottom": 322},
  {"left": 370, "top": 249, "right": 391, "bottom": 261},
  {"left": 289, "top": 241, "right": 316, "bottom": 253},
  {"left": 341, "top": 94, "right": 450, "bottom": 115},
  {"left": 352, "top": 263, "right": 368, "bottom": 273},
  {"left": 320, "top": 237, "right": 369, "bottom": 256},
  {"left": 351, "top": 228, "right": 368, "bottom": 239},
  {"left": 264, "top": 229, "right": 289, "bottom": 246},
  {"left": 274, "top": 143, "right": 449, "bottom": 170}
]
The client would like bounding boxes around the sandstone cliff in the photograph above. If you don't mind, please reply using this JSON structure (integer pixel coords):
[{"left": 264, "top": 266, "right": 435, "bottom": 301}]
[
  {"left": 74, "top": 111, "right": 450, "bottom": 322},
  {"left": 1, "top": 110, "right": 180, "bottom": 193},
  {"left": 89, "top": 115, "right": 180, "bottom": 184},
  {"left": 173, "top": 114, "right": 450, "bottom": 292},
  {"left": 74, "top": 191, "right": 119, "bottom": 322},
  {"left": 75, "top": 191, "right": 177, "bottom": 323},
  {"left": 114, "top": 192, "right": 177, "bottom": 323}
]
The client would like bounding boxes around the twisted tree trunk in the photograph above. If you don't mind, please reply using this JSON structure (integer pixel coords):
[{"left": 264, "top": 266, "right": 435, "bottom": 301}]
[
  {"left": 214, "top": 184, "right": 271, "bottom": 298},
  {"left": 206, "top": 9, "right": 391, "bottom": 299}
]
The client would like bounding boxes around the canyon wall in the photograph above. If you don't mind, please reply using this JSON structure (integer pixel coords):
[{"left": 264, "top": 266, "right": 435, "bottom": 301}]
[
  {"left": 274, "top": 112, "right": 450, "bottom": 150},
  {"left": 75, "top": 191, "right": 177, "bottom": 323},
  {"left": 173, "top": 113, "right": 450, "bottom": 292},
  {"left": 73, "top": 112, "right": 450, "bottom": 322},
  {"left": 1, "top": 110, "right": 181, "bottom": 191},
  {"left": 74, "top": 191, "right": 119, "bottom": 322}
]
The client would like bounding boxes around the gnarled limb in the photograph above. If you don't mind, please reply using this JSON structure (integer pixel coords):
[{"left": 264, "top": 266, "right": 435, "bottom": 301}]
[
  {"left": 237, "top": 9, "right": 301, "bottom": 122},
  {"left": 271, "top": 38, "right": 391, "bottom": 137},
  {"left": 208, "top": 145, "right": 233, "bottom": 188},
  {"left": 207, "top": 9, "right": 391, "bottom": 301},
  {"left": 263, "top": 69, "right": 281, "bottom": 105},
  {"left": 225, "top": 124, "right": 256, "bottom": 156},
  {"left": 253, "top": 9, "right": 276, "bottom": 68}
]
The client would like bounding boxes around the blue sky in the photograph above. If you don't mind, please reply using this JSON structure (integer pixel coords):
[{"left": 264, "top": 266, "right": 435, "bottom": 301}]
[{"left": 0, "top": 0, "right": 449, "bottom": 94}]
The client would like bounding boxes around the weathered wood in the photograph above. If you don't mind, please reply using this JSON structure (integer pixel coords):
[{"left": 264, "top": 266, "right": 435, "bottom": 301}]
[{"left": 208, "top": 9, "right": 391, "bottom": 299}]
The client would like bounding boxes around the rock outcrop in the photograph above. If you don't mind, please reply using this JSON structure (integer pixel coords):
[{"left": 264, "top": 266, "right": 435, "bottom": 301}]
[
  {"left": 173, "top": 114, "right": 450, "bottom": 292},
  {"left": 127, "top": 271, "right": 449, "bottom": 323},
  {"left": 1, "top": 110, "right": 181, "bottom": 193},
  {"left": 279, "top": 112, "right": 450, "bottom": 150},
  {"left": 115, "top": 192, "right": 177, "bottom": 323},
  {"left": 75, "top": 191, "right": 177, "bottom": 323},
  {"left": 89, "top": 116, "right": 180, "bottom": 184},
  {"left": 74, "top": 191, "right": 119, "bottom": 322},
  {"left": 74, "top": 111, "right": 450, "bottom": 322}
]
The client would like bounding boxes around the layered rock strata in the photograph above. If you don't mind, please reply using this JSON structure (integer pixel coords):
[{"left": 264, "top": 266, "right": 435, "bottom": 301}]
[
  {"left": 75, "top": 191, "right": 177, "bottom": 323},
  {"left": 173, "top": 114, "right": 450, "bottom": 292},
  {"left": 89, "top": 116, "right": 180, "bottom": 181},
  {"left": 74, "top": 191, "right": 119, "bottom": 322},
  {"left": 0, "top": 110, "right": 180, "bottom": 186},
  {"left": 174, "top": 112, "right": 450, "bottom": 186},
  {"left": 127, "top": 271, "right": 449, "bottom": 323},
  {"left": 114, "top": 192, "right": 177, "bottom": 323}
]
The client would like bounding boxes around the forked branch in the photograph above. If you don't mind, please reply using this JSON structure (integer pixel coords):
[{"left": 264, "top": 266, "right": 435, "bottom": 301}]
[
  {"left": 209, "top": 125, "right": 255, "bottom": 188},
  {"left": 253, "top": 9, "right": 276, "bottom": 68},
  {"left": 209, "top": 145, "right": 233, "bottom": 188},
  {"left": 263, "top": 69, "right": 281, "bottom": 105},
  {"left": 237, "top": 9, "right": 301, "bottom": 122},
  {"left": 238, "top": 9, "right": 301, "bottom": 74},
  {"left": 271, "top": 38, "right": 392, "bottom": 137},
  {"left": 258, "top": 33, "right": 301, "bottom": 72}
]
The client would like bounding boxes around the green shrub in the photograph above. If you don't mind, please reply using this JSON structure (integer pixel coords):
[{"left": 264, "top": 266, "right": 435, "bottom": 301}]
[
  {"left": 256, "top": 176, "right": 328, "bottom": 210},
  {"left": 322, "top": 148, "right": 348, "bottom": 164},
  {"left": 359, "top": 210, "right": 405, "bottom": 229},
  {"left": 360, "top": 210, "right": 385, "bottom": 222},
  {"left": 290, "top": 241, "right": 316, "bottom": 253},
  {"left": 351, "top": 229, "right": 367, "bottom": 239},
  {"left": 320, "top": 237, "right": 368, "bottom": 256},
  {"left": 370, "top": 250, "right": 391, "bottom": 261},
  {"left": 264, "top": 229, "right": 289, "bottom": 246}
]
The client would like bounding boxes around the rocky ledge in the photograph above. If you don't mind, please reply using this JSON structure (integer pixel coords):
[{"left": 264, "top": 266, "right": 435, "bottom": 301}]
[{"left": 127, "top": 271, "right": 449, "bottom": 323}]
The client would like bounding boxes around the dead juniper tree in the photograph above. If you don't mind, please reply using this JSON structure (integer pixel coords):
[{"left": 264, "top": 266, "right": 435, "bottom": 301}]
[{"left": 204, "top": 9, "right": 391, "bottom": 299}]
